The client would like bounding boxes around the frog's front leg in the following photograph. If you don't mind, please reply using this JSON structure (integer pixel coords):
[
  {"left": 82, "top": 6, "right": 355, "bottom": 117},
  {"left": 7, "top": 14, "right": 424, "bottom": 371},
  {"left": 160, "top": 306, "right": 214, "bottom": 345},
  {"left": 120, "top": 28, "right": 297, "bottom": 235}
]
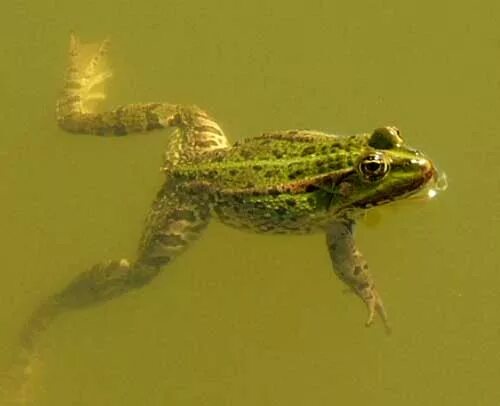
[{"left": 325, "top": 219, "right": 390, "bottom": 332}]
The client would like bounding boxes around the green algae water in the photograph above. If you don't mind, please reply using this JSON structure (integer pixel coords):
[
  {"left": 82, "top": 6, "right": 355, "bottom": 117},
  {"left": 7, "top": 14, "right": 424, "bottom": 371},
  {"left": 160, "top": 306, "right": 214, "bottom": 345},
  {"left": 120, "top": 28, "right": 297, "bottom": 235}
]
[{"left": 1, "top": 1, "right": 499, "bottom": 405}]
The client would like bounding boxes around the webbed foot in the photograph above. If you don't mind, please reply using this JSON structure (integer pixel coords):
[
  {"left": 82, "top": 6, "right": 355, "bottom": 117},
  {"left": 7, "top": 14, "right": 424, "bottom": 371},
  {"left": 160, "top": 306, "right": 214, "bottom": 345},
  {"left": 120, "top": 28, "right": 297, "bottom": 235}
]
[
  {"left": 59, "top": 33, "right": 112, "bottom": 116},
  {"left": 358, "top": 284, "right": 391, "bottom": 334}
]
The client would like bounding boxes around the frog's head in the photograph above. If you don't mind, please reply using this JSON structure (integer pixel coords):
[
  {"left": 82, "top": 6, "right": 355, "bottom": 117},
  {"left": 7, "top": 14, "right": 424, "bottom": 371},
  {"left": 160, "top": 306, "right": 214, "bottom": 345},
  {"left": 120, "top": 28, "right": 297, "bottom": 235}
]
[{"left": 333, "top": 127, "right": 446, "bottom": 213}]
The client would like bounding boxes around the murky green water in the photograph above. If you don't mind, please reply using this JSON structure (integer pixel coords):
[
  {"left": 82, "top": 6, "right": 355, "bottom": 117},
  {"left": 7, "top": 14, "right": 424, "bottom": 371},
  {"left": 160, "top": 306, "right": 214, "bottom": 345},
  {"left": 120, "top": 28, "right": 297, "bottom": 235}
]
[{"left": 1, "top": 1, "right": 499, "bottom": 405}]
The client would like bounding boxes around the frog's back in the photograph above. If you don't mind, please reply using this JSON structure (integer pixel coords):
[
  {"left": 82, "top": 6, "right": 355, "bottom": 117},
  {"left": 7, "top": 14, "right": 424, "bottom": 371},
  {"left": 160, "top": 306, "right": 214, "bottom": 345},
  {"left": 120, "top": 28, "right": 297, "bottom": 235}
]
[{"left": 171, "top": 130, "right": 364, "bottom": 191}]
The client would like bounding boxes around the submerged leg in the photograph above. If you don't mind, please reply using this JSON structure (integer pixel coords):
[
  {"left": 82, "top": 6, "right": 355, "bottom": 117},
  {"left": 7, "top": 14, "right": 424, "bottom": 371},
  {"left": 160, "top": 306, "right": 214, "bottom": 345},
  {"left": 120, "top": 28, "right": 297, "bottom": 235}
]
[
  {"left": 49, "top": 33, "right": 229, "bottom": 311},
  {"left": 325, "top": 219, "right": 390, "bottom": 333},
  {"left": 1, "top": 182, "right": 211, "bottom": 404},
  {"left": 51, "top": 181, "right": 211, "bottom": 311},
  {"left": 1, "top": 34, "right": 230, "bottom": 404},
  {"left": 55, "top": 33, "right": 229, "bottom": 156}
]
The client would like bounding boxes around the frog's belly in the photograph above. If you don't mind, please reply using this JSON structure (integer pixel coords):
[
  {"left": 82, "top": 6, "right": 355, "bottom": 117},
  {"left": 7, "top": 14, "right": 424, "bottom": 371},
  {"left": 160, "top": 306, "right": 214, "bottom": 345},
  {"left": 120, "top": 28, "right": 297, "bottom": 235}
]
[{"left": 212, "top": 194, "right": 331, "bottom": 234}]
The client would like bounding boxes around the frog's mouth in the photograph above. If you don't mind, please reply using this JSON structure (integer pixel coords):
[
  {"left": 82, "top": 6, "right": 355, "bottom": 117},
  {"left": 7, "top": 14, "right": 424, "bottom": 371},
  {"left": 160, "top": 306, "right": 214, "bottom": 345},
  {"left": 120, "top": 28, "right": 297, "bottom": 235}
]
[
  {"left": 406, "top": 164, "right": 448, "bottom": 202},
  {"left": 384, "top": 160, "right": 448, "bottom": 206}
]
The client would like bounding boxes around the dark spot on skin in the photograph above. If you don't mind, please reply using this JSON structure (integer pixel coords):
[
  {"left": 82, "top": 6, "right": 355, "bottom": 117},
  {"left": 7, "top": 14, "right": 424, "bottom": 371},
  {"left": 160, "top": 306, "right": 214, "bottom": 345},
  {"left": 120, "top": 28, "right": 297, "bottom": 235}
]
[
  {"left": 252, "top": 165, "right": 263, "bottom": 171},
  {"left": 302, "top": 146, "right": 316, "bottom": 156},
  {"left": 338, "top": 182, "right": 353, "bottom": 197},
  {"left": 171, "top": 209, "right": 197, "bottom": 222},
  {"left": 265, "top": 170, "right": 276, "bottom": 178},
  {"left": 231, "top": 195, "right": 244, "bottom": 204},
  {"left": 195, "top": 124, "right": 220, "bottom": 134},
  {"left": 145, "top": 256, "right": 171, "bottom": 267},
  {"left": 113, "top": 123, "right": 127, "bottom": 135},
  {"left": 241, "top": 150, "right": 254, "bottom": 159},
  {"left": 189, "top": 222, "right": 208, "bottom": 233},
  {"left": 211, "top": 151, "right": 226, "bottom": 162},
  {"left": 217, "top": 212, "right": 230, "bottom": 223},
  {"left": 268, "top": 188, "right": 281, "bottom": 196},
  {"left": 198, "top": 139, "right": 218, "bottom": 148},
  {"left": 229, "top": 169, "right": 238, "bottom": 176},
  {"left": 353, "top": 265, "right": 363, "bottom": 276},
  {"left": 146, "top": 110, "right": 162, "bottom": 131},
  {"left": 275, "top": 207, "right": 287, "bottom": 216},
  {"left": 330, "top": 143, "right": 341, "bottom": 152},
  {"left": 305, "top": 184, "right": 317, "bottom": 193},
  {"left": 272, "top": 149, "right": 284, "bottom": 159},
  {"left": 157, "top": 234, "right": 186, "bottom": 247},
  {"left": 286, "top": 199, "right": 297, "bottom": 207},
  {"left": 358, "top": 282, "right": 370, "bottom": 290},
  {"left": 288, "top": 170, "right": 304, "bottom": 180}
]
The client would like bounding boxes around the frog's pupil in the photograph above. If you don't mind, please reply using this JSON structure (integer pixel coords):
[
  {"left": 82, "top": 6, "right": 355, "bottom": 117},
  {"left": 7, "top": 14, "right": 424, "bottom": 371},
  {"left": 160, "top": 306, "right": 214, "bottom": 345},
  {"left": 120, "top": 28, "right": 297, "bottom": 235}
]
[
  {"left": 364, "top": 161, "right": 381, "bottom": 173},
  {"left": 358, "top": 153, "right": 389, "bottom": 181}
]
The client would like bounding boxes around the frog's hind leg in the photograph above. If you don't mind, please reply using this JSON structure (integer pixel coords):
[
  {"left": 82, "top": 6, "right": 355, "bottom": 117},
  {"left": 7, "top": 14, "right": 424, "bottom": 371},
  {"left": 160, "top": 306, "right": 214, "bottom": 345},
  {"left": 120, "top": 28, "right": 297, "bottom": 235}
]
[
  {"left": 4, "top": 102, "right": 227, "bottom": 404},
  {"left": 10, "top": 100, "right": 224, "bottom": 399},
  {"left": 2, "top": 34, "right": 231, "bottom": 404},
  {"left": 52, "top": 181, "right": 211, "bottom": 308},
  {"left": 3, "top": 181, "right": 210, "bottom": 404},
  {"left": 55, "top": 33, "right": 230, "bottom": 153}
]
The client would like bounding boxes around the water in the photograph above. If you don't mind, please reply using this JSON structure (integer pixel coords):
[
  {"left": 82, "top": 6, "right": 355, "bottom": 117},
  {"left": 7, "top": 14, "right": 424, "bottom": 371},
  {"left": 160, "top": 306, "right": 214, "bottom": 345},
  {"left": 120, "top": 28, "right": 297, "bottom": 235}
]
[{"left": 1, "top": 1, "right": 499, "bottom": 404}]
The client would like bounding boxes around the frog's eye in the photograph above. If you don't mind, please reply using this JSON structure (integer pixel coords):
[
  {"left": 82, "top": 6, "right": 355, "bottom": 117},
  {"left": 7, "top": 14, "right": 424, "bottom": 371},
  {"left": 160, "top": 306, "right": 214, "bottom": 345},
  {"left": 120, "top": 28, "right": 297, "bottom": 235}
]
[
  {"left": 358, "top": 153, "right": 390, "bottom": 181},
  {"left": 368, "top": 127, "right": 403, "bottom": 149}
]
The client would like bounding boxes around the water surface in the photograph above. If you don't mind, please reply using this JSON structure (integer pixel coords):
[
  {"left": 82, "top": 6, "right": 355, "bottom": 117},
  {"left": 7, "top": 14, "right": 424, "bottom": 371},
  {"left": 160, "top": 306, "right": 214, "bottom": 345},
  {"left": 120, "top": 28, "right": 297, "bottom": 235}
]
[{"left": 1, "top": 1, "right": 499, "bottom": 405}]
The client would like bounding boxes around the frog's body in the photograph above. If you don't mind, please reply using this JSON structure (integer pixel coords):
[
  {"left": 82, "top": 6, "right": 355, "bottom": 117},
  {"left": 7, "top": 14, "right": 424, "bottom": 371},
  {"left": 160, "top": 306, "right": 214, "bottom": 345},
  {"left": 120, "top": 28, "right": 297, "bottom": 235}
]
[
  {"left": 173, "top": 130, "right": 356, "bottom": 234},
  {"left": 50, "top": 34, "right": 443, "bottom": 326},
  {"left": 169, "top": 129, "right": 433, "bottom": 235},
  {"left": 2, "top": 33, "right": 445, "bottom": 405}
]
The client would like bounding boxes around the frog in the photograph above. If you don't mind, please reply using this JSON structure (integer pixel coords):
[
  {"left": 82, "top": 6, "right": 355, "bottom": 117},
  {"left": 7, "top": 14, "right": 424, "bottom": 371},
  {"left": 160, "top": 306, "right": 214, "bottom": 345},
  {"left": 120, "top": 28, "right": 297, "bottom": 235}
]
[{"left": 2, "top": 33, "right": 446, "bottom": 404}]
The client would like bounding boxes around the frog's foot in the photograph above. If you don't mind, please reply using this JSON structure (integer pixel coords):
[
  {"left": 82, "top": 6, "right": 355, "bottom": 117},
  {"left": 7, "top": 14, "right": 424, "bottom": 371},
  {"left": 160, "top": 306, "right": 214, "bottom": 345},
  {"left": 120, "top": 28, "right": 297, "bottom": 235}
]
[
  {"left": 0, "top": 349, "right": 41, "bottom": 405},
  {"left": 356, "top": 283, "right": 391, "bottom": 334},
  {"left": 58, "top": 33, "right": 112, "bottom": 117}
]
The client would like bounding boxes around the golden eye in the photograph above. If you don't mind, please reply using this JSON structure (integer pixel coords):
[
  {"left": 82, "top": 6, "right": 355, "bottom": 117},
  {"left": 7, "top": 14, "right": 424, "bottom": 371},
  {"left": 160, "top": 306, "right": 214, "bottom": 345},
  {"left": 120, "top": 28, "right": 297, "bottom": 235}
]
[{"left": 358, "top": 153, "right": 390, "bottom": 181}]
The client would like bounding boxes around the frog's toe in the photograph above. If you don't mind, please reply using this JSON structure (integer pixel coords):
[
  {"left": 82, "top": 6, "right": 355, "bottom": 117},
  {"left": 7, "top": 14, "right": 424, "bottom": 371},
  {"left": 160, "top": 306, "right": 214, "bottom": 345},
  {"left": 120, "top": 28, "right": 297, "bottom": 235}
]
[
  {"left": 365, "top": 299, "right": 376, "bottom": 327},
  {"left": 365, "top": 292, "right": 391, "bottom": 334}
]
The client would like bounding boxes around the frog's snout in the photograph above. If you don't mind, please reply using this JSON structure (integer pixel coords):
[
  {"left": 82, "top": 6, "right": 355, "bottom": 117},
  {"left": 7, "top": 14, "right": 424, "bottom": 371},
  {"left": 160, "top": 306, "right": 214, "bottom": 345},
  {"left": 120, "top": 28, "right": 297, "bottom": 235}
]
[
  {"left": 414, "top": 157, "right": 447, "bottom": 199},
  {"left": 411, "top": 157, "right": 437, "bottom": 182}
]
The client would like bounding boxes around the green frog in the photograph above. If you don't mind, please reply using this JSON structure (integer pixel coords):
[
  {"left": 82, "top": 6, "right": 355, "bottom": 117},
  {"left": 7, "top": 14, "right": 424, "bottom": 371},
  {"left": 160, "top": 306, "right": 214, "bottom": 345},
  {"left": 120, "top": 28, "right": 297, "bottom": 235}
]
[
  {"left": 3, "top": 32, "right": 446, "bottom": 404},
  {"left": 50, "top": 33, "right": 446, "bottom": 330}
]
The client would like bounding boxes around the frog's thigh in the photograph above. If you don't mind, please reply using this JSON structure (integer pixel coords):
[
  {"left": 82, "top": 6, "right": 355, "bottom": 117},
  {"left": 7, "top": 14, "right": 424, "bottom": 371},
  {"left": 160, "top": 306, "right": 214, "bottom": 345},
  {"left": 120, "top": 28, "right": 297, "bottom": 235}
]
[
  {"left": 170, "top": 105, "right": 229, "bottom": 153},
  {"left": 135, "top": 181, "right": 211, "bottom": 270}
]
